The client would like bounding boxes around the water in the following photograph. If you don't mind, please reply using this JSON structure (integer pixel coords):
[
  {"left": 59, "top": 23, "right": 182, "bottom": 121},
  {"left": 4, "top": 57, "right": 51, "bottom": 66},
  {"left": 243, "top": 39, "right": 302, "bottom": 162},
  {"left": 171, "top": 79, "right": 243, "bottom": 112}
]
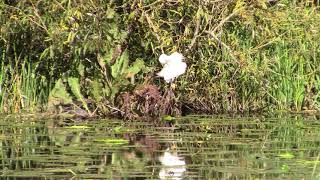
[{"left": 0, "top": 115, "right": 320, "bottom": 179}]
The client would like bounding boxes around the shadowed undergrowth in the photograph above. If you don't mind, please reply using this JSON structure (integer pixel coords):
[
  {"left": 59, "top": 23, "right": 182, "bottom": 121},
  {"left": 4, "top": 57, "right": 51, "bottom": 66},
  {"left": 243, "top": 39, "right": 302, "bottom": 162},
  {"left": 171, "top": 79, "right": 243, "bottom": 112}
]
[{"left": 0, "top": 0, "right": 320, "bottom": 117}]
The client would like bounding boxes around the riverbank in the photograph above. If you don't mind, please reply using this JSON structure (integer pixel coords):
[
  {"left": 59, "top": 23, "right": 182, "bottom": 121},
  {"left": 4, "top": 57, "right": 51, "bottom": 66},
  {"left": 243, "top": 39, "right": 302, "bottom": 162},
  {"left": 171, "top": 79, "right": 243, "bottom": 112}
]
[{"left": 1, "top": 1, "right": 319, "bottom": 117}]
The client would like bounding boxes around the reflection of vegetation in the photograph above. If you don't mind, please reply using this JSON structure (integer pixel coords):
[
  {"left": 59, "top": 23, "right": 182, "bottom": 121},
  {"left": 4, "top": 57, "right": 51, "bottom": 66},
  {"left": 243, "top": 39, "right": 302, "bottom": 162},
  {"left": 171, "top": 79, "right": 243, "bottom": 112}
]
[
  {"left": 0, "top": 116, "right": 154, "bottom": 178},
  {"left": 175, "top": 115, "right": 320, "bottom": 179},
  {"left": 94, "top": 138, "right": 129, "bottom": 145},
  {"left": 0, "top": 115, "right": 320, "bottom": 179},
  {"left": 1, "top": 1, "right": 320, "bottom": 115}
]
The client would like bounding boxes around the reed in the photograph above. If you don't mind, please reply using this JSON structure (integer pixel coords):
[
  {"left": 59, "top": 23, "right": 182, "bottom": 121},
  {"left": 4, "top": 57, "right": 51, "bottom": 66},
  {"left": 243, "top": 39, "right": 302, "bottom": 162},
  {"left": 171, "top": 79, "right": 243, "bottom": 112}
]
[{"left": 0, "top": 51, "right": 45, "bottom": 113}]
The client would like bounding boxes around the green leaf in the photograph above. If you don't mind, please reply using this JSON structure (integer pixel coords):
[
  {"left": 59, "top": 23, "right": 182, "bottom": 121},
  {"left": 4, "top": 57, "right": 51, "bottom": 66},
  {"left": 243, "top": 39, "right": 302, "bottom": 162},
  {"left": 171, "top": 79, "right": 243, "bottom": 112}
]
[
  {"left": 77, "top": 63, "right": 85, "bottom": 77},
  {"left": 68, "top": 77, "right": 82, "bottom": 100},
  {"left": 100, "top": 49, "right": 113, "bottom": 67},
  {"left": 128, "top": 11, "right": 136, "bottom": 20},
  {"left": 111, "top": 50, "right": 129, "bottom": 78},
  {"left": 68, "top": 77, "right": 89, "bottom": 112},
  {"left": 118, "top": 30, "right": 128, "bottom": 41},
  {"left": 125, "top": 58, "right": 145, "bottom": 77},
  {"left": 110, "top": 84, "right": 120, "bottom": 102},
  {"left": 106, "top": 8, "right": 115, "bottom": 19},
  {"left": 67, "top": 125, "right": 91, "bottom": 129},
  {"left": 90, "top": 80, "right": 103, "bottom": 102},
  {"left": 277, "top": 152, "right": 295, "bottom": 159},
  {"left": 162, "top": 115, "right": 176, "bottom": 121},
  {"left": 48, "top": 79, "right": 72, "bottom": 106}
]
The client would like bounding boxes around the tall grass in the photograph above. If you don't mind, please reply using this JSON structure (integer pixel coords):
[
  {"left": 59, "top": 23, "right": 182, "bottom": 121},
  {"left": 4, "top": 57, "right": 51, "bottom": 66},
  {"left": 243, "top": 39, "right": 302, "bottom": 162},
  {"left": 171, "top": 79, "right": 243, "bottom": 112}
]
[
  {"left": 170, "top": 1, "right": 320, "bottom": 113},
  {"left": 0, "top": 50, "right": 48, "bottom": 113}
]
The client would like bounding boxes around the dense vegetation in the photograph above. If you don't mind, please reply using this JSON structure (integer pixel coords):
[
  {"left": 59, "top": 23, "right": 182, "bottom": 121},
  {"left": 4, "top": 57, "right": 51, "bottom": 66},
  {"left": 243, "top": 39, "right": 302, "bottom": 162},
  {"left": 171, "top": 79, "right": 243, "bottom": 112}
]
[{"left": 0, "top": 0, "right": 320, "bottom": 117}]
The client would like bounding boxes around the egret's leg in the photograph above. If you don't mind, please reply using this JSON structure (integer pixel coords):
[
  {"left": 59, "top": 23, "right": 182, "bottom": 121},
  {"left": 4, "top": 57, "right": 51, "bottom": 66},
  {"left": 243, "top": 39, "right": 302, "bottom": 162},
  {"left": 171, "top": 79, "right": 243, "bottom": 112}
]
[{"left": 169, "top": 82, "right": 176, "bottom": 104}]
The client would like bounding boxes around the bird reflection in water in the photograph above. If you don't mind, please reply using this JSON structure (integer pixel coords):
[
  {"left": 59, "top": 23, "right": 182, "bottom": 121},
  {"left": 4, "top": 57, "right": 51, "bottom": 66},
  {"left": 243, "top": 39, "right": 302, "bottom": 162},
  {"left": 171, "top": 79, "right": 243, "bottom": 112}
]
[{"left": 159, "top": 148, "right": 186, "bottom": 180}]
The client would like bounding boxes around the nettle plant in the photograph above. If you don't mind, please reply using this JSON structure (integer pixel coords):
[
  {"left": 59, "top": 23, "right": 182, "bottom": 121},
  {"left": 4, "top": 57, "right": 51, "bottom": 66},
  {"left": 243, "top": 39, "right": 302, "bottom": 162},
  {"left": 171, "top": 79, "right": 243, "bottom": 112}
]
[{"left": 40, "top": 2, "right": 145, "bottom": 115}]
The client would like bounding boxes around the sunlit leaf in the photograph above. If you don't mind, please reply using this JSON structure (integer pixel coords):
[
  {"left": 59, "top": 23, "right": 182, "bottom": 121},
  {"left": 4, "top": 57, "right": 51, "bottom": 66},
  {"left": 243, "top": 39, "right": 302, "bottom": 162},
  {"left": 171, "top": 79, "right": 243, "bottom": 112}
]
[
  {"left": 67, "top": 125, "right": 90, "bottom": 129},
  {"left": 106, "top": 8, "right": 115, "bottom": 19},
  {"left": 68, "top": 77, "right": 89, "bottom": 112},
  {"left": 277, "top": 152, "right": 295, "bottom": 159},
  {"left": 162, "top": 115, "right": 175, "bottom": 121},
  {"left": 48, "top": 79, "right": 72, "bottom": 106},
  {"left": 111, "top": 50, "right": 129, "bottom": 78},
  {"left": 125, "top": 58, "right": 145, "bottom": 78}
]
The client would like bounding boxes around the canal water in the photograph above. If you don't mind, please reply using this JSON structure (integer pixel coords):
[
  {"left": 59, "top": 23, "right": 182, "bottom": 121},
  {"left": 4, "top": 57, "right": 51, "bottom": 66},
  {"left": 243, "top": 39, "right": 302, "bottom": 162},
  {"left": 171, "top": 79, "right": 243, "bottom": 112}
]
[{"left": 0, "top": 115, "right": 319, "bottom": 179}]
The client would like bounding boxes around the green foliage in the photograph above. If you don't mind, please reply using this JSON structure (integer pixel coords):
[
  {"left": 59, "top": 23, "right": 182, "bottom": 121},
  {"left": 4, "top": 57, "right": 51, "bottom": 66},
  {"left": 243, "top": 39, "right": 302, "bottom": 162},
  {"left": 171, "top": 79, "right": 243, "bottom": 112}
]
[
  {"left": 48, "top": 79, "right": 72, "bottom": 107},
  {"left": 0, "top": 0, "right": 320, "bottom": 115},
  {"left": 68, "top": 77, "right": 89, "bottom": 112},
  {"left": 130, "top": 0, "right": 320, "bottom": 113},
  {"left": 89, "top": 80, "right": 104, "bottom": 102},
  {"left": 0, "top": 0, "right": 146, "bottom": 114}
]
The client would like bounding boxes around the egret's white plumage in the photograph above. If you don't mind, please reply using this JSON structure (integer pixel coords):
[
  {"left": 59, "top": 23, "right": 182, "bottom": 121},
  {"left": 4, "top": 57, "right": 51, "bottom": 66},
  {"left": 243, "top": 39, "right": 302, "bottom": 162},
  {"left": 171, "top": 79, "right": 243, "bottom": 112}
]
[
  {"left": 157, "top": 52, "right": 187, "bottom": 83},
  {"left": 159, "top": 54, "right": 169, "bottom": 65}
]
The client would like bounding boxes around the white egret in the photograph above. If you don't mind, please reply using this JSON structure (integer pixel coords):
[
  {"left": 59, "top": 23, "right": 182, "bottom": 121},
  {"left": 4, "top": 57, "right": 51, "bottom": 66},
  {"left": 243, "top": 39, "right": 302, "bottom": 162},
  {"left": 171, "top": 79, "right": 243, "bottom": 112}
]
[{"left": 157, "top": 52, "right": 187, "bottom": 83}]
